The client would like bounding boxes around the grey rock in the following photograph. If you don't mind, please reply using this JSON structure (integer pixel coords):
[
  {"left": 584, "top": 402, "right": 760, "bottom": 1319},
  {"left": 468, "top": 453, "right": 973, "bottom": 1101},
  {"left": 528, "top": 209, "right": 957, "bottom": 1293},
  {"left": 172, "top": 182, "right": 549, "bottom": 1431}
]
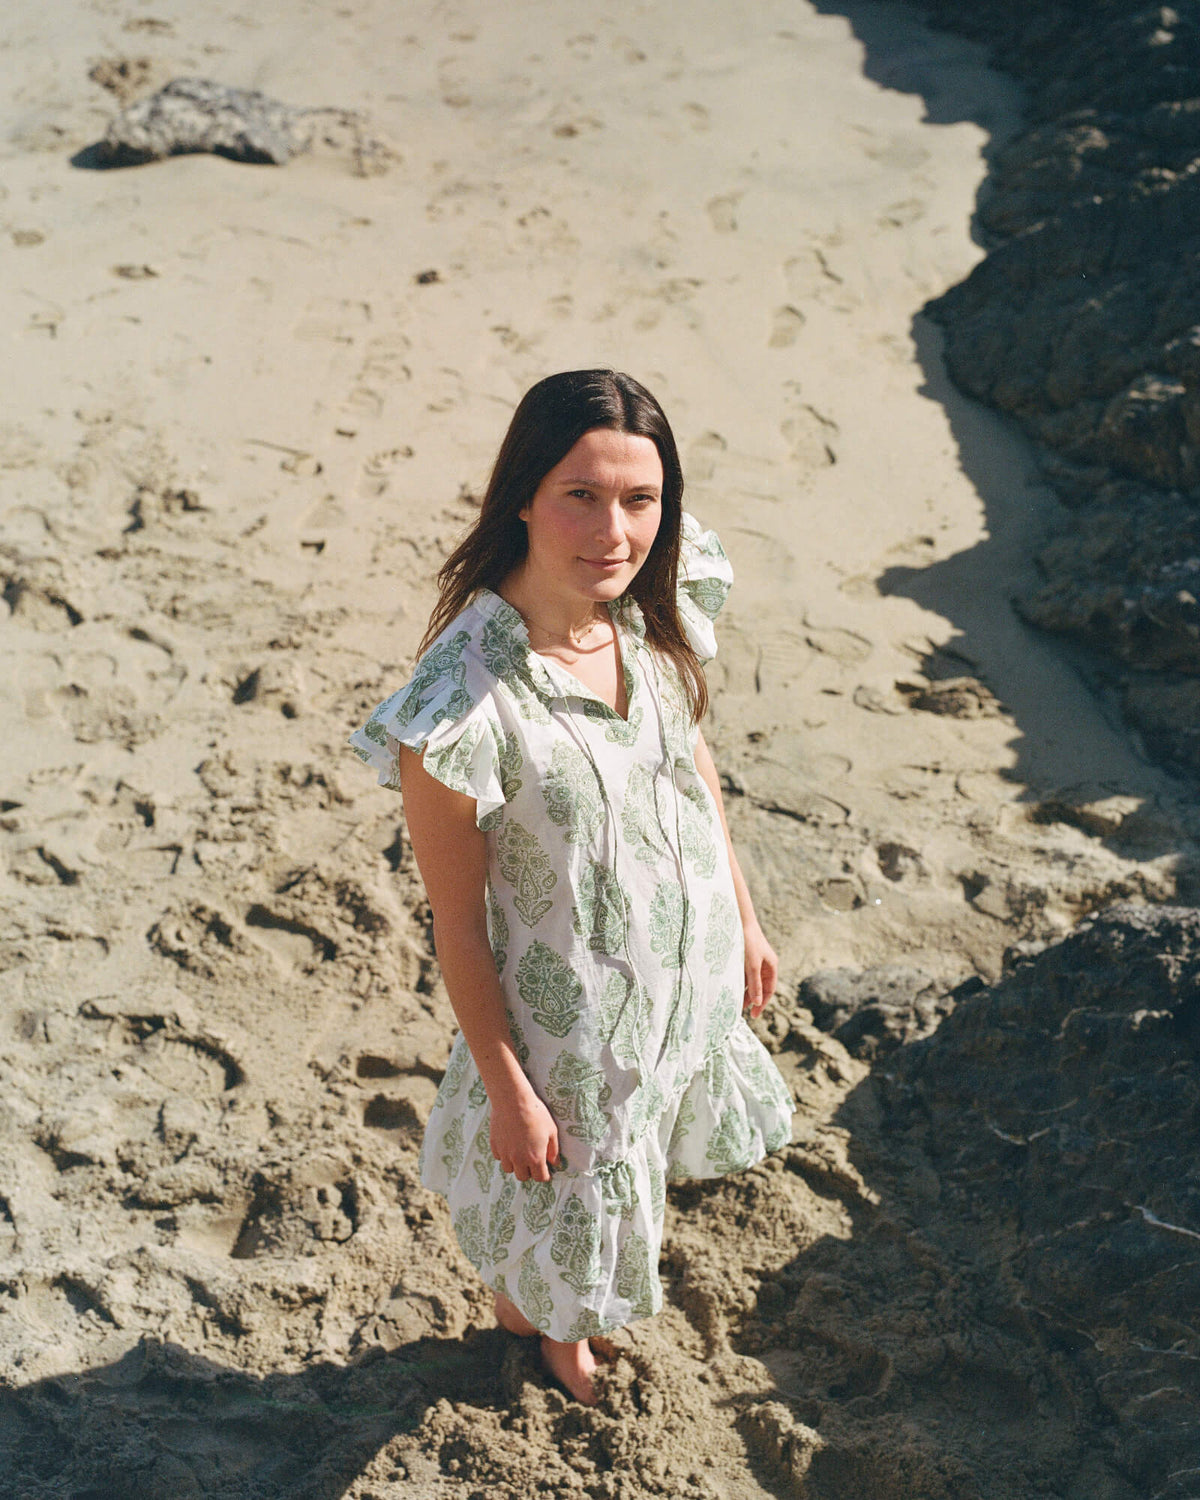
[
  {"left": 102, "top": 77, "right": 317, "bottom": 164},
  {"left": 97, "top": 77, "right": 394, "bottom": 175}
]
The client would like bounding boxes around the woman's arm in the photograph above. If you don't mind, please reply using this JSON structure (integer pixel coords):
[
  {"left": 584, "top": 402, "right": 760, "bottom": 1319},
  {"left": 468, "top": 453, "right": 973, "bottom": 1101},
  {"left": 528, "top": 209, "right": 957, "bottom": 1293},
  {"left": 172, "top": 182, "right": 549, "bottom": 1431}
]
[
  {"left": 693, "top": 729, "right": 778, "bottom": 1019},
  {"left": 398, "top": 744, "right": 559, "bottom": 1182}
]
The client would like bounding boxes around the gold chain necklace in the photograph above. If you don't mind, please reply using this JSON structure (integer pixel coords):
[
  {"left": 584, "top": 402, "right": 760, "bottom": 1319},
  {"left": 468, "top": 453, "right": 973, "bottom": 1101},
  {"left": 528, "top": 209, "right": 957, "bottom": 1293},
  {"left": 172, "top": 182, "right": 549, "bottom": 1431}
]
[{"left": 523, "top": 612, "right": 607, "bottom": 650}]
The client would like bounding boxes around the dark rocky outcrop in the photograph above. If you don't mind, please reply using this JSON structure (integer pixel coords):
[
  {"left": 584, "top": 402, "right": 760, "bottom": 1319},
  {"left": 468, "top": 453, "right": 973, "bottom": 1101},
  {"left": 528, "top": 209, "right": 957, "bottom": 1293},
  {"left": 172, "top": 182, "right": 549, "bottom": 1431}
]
[
  {"left": 911, "top": 1, "right": 1200, "bottom": 774},
  {"left": 882, "top": 903, "right": 1200, "bottom": 1498},
  {"left": 799, "top": 964, "right": 966, "bottom": 1060}
]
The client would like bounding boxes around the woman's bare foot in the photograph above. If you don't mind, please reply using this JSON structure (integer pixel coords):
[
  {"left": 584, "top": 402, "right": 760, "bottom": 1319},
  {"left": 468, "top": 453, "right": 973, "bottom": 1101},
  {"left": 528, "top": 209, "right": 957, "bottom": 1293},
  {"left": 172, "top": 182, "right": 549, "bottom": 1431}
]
[
  {"left": 540, "top": 1335, "right": 598, "bottom": 1405},
  {"left": 494, "top": 1291, "right": 539, "bottom": 1337}
]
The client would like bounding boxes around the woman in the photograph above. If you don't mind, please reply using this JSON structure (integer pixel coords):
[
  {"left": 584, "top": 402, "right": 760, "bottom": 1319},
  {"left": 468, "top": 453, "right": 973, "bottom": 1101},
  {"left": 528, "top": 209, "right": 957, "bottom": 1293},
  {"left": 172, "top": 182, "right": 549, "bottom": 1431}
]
[{"left": 349, "top": 369, "right": 792, "bottom": 1403}]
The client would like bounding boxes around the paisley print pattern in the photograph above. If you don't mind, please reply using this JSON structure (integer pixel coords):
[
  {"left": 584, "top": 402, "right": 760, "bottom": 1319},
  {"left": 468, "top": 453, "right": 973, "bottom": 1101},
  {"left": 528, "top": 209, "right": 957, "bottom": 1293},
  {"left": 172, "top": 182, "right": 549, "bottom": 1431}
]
[{"left": 351, "top": 514, "right": 791, "bottom": 1341}]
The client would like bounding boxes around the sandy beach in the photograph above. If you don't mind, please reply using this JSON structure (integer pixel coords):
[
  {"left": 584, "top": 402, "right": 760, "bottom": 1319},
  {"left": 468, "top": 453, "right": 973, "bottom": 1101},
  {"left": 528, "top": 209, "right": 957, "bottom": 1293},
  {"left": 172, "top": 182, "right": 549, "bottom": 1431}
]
[{"left": 2, "top": 1, "right": 1196, "bottom": 1495}]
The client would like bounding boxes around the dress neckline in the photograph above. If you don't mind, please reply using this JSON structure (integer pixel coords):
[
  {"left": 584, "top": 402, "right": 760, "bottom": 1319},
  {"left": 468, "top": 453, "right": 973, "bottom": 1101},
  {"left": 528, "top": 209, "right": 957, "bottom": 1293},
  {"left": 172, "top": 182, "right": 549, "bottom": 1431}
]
[{"left": 475, "top": 588, "right": 640, "bottom": 723}]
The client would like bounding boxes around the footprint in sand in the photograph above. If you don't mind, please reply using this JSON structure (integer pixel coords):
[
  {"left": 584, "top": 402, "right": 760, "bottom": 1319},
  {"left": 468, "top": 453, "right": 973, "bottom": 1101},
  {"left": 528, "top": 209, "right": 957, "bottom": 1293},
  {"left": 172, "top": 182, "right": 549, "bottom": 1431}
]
[
  {"left": 358, "top": 332, "right": 412, "bottom": 387},
  {"left": 358, "top": 445, "right": 415, "bottom": 497},
  {"left": 875, "top": 841, "right": 927, "bottom": 883},
  {"left": 784, "top": 246, "right": 857, "bottom": 311},
  {"left": 611, "top": 35, "right": 647, "bottom": 64},
  {"left": 552, "top": 115, "right": 603, "bottom": 139},
  {"left": 687, "top": 429, "right": 727, "bottom": 483},
  {"left": 756, "top": 1329, "right": 891, "bottom": 1401},
  {"left": 337, "top": 333, "right": 413, "bottom": 431},
  {"left": 292, "top": 295, "right": 370, "bottom": 345},
  {"left": 0, "top": 423, "right": 43, "bottom": 470},
  {"left": 682, "top": 102, "right": 709, "bottom": 131},
  {"left": 804, "top": 616, "right": 871, "bottom": 666},
  {"left": 706, "top": 193, "right": 741, "bottom": 233},
  {"left": 858, "top": 130, "right": 930, "bottom": 172},
  {"left": 3, "top": 573, "right": 83, "bottom": 630},
  {"left": 756, "top": 630, "right": 815, "bottom": 694},
  {"left": 882, "top": 533, "right": 939, "bottom": 566},
  {"left": 339, "top": 385, "right": 384, "bottom": 426},
  {"left": 722, "top": 526, "right": 797, "bottom": 588},
  {"left": 356, "top": 1054, "right": 438, "bottom": 1131},
  {"left": 245, "top": 902, "right": 338, "bottom": 968},
  {"left": 300, "top": 494, "right": 348, "bottom": 531},
  {"left": 782, "top": 401, "right": 838, "bottom": 471},
  {"left": 878, "top": 198, "right": 926, "bottom": 229},
  {"left": 768, "top": 304, "right": 806, "bottom": 348}
]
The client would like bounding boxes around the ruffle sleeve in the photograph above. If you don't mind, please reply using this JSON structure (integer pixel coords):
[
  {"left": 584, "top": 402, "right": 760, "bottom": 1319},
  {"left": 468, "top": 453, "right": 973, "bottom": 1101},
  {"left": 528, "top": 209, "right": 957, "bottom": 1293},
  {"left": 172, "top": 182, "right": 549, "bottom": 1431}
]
[
  {"left": 347, "top": 624, "right": 507, "bottom": 826},
  {"left": 677, "top": 512, "right": 733, "bottom": 663}
]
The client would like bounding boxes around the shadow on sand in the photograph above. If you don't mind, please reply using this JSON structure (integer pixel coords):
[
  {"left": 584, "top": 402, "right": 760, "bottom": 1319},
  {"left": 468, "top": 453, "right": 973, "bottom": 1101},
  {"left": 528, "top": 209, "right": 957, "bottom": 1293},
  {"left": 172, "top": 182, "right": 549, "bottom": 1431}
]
[
  {"left": 1, "top": 1328, "right": 512, "bottom": 1499},
  {"left": 812, "top": 0, "right": 1194, "bottom": 882}
]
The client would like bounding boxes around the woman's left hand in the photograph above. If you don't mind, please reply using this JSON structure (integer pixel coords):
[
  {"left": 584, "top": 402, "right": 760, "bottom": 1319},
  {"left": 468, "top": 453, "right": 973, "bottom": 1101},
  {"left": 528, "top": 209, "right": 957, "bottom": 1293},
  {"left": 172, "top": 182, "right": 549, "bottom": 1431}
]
[{"left": 742, "top": 919, "right": 778, "bottom": 1019}]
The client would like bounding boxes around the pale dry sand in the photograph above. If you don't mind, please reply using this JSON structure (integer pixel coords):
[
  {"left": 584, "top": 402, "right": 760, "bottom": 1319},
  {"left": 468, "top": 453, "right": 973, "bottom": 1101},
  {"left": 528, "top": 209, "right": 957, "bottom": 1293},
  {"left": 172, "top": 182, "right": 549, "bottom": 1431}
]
[{"left": 1, "top": 1, "right": 1194, "bottom": 1495}]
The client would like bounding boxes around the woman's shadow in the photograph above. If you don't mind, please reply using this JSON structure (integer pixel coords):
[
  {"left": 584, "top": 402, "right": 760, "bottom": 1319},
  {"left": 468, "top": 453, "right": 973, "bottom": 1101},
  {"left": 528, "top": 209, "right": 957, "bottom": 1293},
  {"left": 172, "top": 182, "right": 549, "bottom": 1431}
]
[{"left": 1, "top": 1328, "right": 513, "bottom": 1499}]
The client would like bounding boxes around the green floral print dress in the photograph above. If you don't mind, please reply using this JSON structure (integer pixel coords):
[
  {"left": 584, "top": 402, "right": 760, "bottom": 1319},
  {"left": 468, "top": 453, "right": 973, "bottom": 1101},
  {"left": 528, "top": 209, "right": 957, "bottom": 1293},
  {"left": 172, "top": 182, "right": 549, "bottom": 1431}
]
[{"left": 349, "top": 514, "right": 793, "bottom": 1342}]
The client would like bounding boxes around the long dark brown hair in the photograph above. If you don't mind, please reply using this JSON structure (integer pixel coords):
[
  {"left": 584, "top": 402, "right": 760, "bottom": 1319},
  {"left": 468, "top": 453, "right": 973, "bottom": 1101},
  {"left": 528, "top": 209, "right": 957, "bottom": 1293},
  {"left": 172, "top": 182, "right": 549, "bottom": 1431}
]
[{"left": 419, "top": 369, "right": 709, "bottom": 721}]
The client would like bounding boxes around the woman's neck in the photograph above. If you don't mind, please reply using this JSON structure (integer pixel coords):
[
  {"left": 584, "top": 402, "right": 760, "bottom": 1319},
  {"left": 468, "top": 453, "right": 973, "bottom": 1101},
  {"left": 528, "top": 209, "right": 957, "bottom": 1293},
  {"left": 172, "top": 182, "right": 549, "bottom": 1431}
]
[{"left": 499, "top": 564, "right": 607, "bottom": 648}]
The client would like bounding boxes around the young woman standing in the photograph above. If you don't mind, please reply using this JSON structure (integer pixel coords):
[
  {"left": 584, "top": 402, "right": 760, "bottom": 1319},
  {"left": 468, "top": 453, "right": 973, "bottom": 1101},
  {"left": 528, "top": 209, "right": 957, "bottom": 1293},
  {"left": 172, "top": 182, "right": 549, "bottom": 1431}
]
[{"left": 350, "top": 369, "right": 792, "bottom": 1403}]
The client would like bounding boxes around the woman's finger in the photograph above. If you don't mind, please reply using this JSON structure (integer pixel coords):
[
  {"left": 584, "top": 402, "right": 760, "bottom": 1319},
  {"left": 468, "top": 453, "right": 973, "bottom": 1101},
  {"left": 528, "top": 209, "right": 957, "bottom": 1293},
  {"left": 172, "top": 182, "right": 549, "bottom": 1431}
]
[{"left": 745, "top": 964, "right": 763, "bottom": 1009}]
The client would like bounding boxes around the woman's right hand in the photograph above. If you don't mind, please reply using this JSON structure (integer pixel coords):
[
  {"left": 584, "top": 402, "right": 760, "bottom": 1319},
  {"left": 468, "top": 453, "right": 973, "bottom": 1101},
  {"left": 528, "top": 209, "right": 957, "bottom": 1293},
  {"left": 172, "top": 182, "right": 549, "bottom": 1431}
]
[{"left": 489, "top": 1081, "right": 560, "bottom": 1183}]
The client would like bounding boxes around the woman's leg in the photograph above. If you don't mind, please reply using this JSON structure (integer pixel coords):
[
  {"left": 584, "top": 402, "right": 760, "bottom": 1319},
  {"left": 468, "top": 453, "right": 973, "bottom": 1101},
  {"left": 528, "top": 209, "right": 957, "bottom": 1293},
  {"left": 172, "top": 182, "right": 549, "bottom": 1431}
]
[
  {"left": 494, "top": 1290, "right": 539, "bottom": 1336},
  {"left": 495, "top": 1292, "right": 599, "bottom": 1403}
]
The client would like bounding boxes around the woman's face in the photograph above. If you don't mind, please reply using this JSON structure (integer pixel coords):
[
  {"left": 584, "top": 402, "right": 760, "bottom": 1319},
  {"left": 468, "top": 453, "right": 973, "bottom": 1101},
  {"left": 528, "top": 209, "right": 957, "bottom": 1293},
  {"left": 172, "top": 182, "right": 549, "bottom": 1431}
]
[{"left": 518, "top": 427, "right": 663, "bottom": 606}]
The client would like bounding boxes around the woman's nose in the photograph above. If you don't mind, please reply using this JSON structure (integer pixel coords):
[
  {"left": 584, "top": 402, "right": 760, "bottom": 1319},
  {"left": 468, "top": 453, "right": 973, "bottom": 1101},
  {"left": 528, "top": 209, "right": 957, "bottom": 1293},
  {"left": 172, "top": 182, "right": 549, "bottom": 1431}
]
[{"left": 595, "top": 502, "right": 626, "bottom": 548}]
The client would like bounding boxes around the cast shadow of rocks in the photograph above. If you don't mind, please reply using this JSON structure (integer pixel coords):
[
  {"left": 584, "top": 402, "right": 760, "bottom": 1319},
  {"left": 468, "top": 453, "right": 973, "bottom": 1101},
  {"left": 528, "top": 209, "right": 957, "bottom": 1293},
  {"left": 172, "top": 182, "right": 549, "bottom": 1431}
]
[
  {"left": 0, "top": 1327, "right": 510, "bottom": 1499},
  {"left": 813, "top": 0, "right": 1196, "bottom": 875},
  {"left": 808, "top": 0, "right": 1021, "bottom": 221},
  {"left": 884, "top": 317, "right": 1192, "bottom": 820},
  {"left": 721, "top": 903, "right": 1200, "bottom": 1500}
]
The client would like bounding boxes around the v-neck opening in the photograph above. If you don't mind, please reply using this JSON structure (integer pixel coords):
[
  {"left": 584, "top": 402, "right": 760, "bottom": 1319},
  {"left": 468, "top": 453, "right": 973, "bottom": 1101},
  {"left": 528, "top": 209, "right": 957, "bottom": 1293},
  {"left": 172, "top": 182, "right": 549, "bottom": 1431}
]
[
  {"left": 474, "top": 589, "right": 639, "bottom": 723},
  {"left": 535, "top": 604, "right": 634, "bottom": 723}
]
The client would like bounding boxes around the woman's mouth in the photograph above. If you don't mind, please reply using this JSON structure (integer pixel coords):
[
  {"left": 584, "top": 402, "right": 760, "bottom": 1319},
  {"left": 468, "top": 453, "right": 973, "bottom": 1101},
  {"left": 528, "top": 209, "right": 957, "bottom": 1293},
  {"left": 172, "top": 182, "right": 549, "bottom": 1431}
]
[{"left": 581, "top": 557, "right": 628, "bottom": 571}]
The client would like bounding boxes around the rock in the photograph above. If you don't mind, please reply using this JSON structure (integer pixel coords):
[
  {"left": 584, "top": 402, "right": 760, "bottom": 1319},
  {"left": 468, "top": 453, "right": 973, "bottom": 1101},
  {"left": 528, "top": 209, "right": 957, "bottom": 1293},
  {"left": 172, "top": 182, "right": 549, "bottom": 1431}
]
[
  {"left": 1029, "top": 781, "right": 1167, "bottom": 842},
  {"left": 101, "top": 77, "right": 317, "bottom": 165},
  {"left": 798, "top": 965, "right": 961, "bottom": 1060},
  {"left": 1122, "top": 671, "right": 1200, "bottom": 772},
  {"left": 896, "top": 675, "right": 1006, "bottom": 719},
  {"left": 96, "top": 77, "right": 395, "bottom": 175},
  {"left": 885, "top": 902, "right": 1200, "bottom": 1500},
  {"left": 906, "top": 1, "right": 1200, "bottom": 776},
  {"left": 1016, "top": 482, "right": 1200, "bottom": 677}
]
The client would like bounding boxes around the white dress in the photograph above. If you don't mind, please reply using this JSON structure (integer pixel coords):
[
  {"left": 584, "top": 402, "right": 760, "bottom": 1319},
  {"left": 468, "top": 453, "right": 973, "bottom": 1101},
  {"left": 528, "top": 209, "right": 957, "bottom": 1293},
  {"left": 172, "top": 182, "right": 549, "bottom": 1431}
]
[{"left": 349, "top": 515, "right": 793, "bottom": 1341}]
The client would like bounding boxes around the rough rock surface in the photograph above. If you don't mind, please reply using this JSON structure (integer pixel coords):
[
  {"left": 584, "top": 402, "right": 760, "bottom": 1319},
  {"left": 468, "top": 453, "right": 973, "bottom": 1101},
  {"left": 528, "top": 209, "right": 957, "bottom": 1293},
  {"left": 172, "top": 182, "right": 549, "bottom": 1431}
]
[
  {"left": 97, "top": 77, "right": 394, "bottom": 175},
  {"left": 725, "top": 902, "right": 1200, "bottom": 1500},
  {"left": 797, "top": 965, "right": 966, "bottom": 1060},
  {"left": 910, "top": 0, "right": 1200, "bottom": 774},
  {"left": 878, "top": 903, "right": 1200, "bottom": 1500}
]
